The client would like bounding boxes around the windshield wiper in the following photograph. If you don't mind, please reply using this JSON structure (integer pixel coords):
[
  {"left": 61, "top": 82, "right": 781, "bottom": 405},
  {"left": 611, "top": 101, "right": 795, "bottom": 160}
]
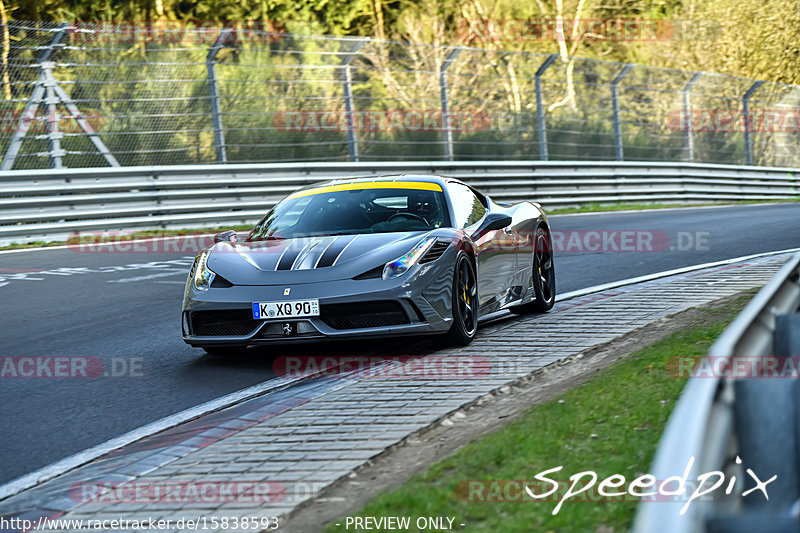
[
  {"left": 249, "top": 234, "right": 284, "bottom": 242},
  {"left": 291, "top": 230, "right": 372, "bottom": 238}
]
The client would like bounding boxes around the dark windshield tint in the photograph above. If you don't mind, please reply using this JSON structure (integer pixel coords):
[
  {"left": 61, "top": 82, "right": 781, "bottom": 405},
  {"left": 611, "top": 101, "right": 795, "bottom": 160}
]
[{"left": 249, "top": 186, "right": 451, "bottom": 240}]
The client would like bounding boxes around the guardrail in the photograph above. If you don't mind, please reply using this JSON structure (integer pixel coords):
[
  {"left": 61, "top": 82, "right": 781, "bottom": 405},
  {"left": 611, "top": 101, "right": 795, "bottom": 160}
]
[
  {"left": 633, "top": 252, "right": 800, "bottom": 532},
  {"left": 1, "top": 160, "right": 798, "bottom": 245}
]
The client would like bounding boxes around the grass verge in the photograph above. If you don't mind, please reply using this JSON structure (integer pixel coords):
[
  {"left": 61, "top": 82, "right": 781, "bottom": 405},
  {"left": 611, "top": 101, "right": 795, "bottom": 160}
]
[
  {"left": 325, "top": 293, "right": 754, "bottom": 533},
  {"left": 0, "top": 226, "right": 253, "bottom": 251},
  {"left": 547, "top": 198, "right": 798, "bottom": 215}
]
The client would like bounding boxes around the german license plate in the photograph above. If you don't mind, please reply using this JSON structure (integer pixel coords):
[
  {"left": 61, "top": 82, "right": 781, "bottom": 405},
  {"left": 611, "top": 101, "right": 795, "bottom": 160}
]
[{"left": 252, "top": 299, "right": 319, "bottom": 320}]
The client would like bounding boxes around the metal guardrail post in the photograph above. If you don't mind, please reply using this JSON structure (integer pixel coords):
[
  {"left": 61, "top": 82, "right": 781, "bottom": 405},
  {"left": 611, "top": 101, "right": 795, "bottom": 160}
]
[
  {"left": 439, "top": 47, "right": 462, "bottom": 162},
  {"left": 611, "top": 64, "right": 633, "bottom": 161},
  {"left": 743, "top": 80, "right": 765, "bottom": 166},
  {"left": 682, "top": 72, "right": 703, "bottom": 162},
  {"left": 339, "top": 38, "right": 367, "bottom": 163},
  {"left": 206, "top": 28, "right": 232, "bottom": 164},
  {"left": 1, "top": 22, "right": 68, "bottom": 171},
  {"left": 535, "top": 54, "right": 558, "bottom": 161}
]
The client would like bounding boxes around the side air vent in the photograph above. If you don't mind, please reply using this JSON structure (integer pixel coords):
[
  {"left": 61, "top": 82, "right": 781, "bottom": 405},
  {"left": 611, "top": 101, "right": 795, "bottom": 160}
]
[
  {"left": 320, "top": 301, "right": 410, "bottom": 329},
  {"left": 191, "top": 310, "right": 256, "bottom": 336},
  {"left": 353, "top": 265, "right": 384, "bottom": 280},
  {"left": 419, "top": 240, "right": 450, "bottom": 264},
  {"left": 210, "top": 275, "right": 234, "bottom": 288},
  {"left": 188, "top": 255, "right": 199, "bottom": 279}
]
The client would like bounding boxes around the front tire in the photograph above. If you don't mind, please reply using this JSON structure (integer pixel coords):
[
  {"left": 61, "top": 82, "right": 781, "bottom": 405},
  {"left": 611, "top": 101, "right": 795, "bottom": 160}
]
[
  {"left": 510, "top": 225, "right": 555, "bottom": 314},
  {"left": 441, "top": 252, "right": 478, "bottom": 346}
]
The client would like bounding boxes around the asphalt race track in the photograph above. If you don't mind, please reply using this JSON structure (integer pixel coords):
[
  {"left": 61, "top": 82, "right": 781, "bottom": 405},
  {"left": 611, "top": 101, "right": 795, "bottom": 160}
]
[{"left": 0, "top": 202, "right": 798, "bottom": 484}]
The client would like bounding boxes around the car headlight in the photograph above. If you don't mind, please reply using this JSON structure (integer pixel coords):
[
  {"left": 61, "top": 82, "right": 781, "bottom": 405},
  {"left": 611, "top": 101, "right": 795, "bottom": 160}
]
[
  {"left": 382, "top": 237, "right": 437, "bottom": 280},
  {"left": 193, "top": 250, "right": 216, "bottom": 291}
]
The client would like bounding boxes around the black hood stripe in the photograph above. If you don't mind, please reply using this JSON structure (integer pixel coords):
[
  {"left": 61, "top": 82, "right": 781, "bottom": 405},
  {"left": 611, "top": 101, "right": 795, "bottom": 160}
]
[
  {"left": 332, "top": 235, "right": 358, "bottom": 266},
  {"left": 277, "top": 241, "right": 304, "bottom": 270},
  {"left": 313, "top": 237, "right": 338, "bottom": 268},
  {"left": 316, "top": 236, "right": 354, "bottom": 268}
]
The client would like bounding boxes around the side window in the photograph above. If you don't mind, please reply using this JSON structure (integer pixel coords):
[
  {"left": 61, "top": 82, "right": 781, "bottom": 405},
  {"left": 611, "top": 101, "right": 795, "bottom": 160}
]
[{"left": 448, "top": 182, "right": 486, "bottom": 228}]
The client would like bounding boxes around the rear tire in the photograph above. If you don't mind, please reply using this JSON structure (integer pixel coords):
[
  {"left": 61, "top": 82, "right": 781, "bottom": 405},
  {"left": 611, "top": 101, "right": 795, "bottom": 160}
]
[
  {"left": 201, "top": 346, "right": 248, "bottom": 356},
  {"left": 510, "top": 225, "right": 555, "bottom": 314},
  {"left": 440, "top": 252, "right": 478, "bottom": 346}
]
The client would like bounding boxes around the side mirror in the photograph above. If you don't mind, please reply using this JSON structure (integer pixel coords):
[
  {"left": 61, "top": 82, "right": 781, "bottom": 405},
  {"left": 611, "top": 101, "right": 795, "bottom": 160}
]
[
  {"left": 471, "top": 213, "right": 512, "bottom": 239},
  {"left": 214, "top": 230, "right": 238, "bottom": 244},
  {"left": 483, "top": 213, "right": 512, "bottom": 232}
]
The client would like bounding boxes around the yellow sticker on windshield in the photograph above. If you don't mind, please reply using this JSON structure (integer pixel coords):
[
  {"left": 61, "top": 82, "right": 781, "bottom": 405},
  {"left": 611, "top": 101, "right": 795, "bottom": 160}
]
[{"left": 288, "top": 181, "right": 442, "bottom": 199}]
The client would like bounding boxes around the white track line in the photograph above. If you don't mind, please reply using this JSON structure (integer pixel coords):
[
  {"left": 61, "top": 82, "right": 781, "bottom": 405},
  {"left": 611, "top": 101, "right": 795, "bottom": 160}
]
[
  {"left": 0, "top": 374, "right": 310, "bottom": 502},
  {"left": 478, "top": 247, "right": 800, "bottom": 325},
  {"left": 555, "top": 246, "right": 800, "bottom": 301}
]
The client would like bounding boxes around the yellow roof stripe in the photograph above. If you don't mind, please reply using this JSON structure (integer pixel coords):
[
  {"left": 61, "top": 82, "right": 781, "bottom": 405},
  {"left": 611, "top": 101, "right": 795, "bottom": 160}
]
[{"left": 288, "top": 180, "right": 442, "bottom": 199}]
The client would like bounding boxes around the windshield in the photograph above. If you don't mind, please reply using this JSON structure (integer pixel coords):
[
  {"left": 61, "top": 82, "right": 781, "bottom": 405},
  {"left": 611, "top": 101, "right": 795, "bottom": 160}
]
[{"left": 248, "top": 183, "right": 451, "bottom": 240}]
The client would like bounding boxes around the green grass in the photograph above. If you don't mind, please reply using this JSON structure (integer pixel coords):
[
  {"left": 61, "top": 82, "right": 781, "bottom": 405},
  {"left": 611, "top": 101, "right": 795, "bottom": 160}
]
[
  {"left": 326, "top": 294, "right": 753, "bottom": 533},
  {"left": 0, "top": 226, "right": 254, "bottom": 251}
]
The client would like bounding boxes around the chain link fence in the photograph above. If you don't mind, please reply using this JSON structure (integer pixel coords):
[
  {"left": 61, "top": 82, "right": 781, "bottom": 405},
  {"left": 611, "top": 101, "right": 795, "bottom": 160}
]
[{"left": 1, "top": 20, "right": 799, "bottom": 170}]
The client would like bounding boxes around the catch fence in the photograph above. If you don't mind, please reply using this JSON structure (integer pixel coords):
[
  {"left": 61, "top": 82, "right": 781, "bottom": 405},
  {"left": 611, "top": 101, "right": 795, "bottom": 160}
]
[{"left": 2, "top": 21, "right": 799, "bottom": 170}]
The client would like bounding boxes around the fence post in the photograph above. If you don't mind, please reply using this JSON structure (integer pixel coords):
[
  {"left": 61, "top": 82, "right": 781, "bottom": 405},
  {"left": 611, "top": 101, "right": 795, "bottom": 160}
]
[
  {"left": 682, "top": 72, "right": 703, "bottom": 162},
  {"left": 42, "top": 25, "right": 67, "bottom": 169},
  {"left": 339, "top": 38, "right": 367, "bottom": 162},
  {"left": 535, "top": 54, "right": 558, "bottom": 161},
  {"left": 743, "top": 80, "right": 765, "bottom": 166},
  {"left": 439, "top": 47, "right": 462, "bottom": 161},
  {"left": 206, "top": 28, "right": 232, "bottom": 164},
  {"left": 44, "top": 64, "right": 64, "bottom": 169},
  {"left": 611, "top": 64, "right": 633, "bottom": 161},
  {"left": 1, "top": 22, "right": 68, "bottom": 171}
]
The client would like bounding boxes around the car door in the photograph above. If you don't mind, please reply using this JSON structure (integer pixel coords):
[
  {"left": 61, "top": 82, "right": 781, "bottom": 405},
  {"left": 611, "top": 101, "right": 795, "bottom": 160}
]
[{"left": 446, "top": 181, "right": 515, "bottom": 314}]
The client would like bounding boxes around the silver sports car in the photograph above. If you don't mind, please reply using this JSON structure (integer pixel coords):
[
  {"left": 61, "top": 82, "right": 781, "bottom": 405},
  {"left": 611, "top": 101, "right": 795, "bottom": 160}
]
[{"left": 181, "top": 175, "right": 555, "bottom": 354}]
